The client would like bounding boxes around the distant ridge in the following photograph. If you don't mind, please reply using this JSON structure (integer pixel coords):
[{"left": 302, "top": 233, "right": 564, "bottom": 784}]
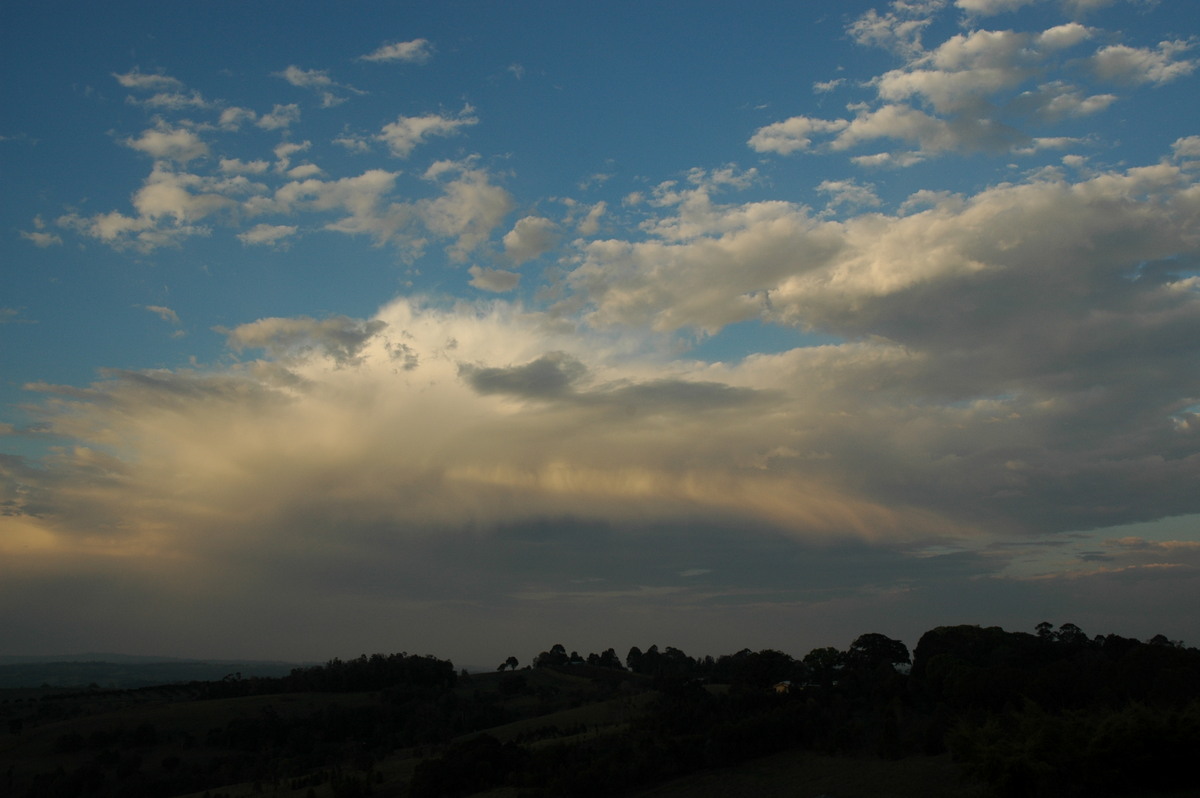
[
  {"left": 0, "top": 655, "right": 311, "bottom": 689},
  {"left": 0, "top": 652, "right": 304, "bottom": 665}
]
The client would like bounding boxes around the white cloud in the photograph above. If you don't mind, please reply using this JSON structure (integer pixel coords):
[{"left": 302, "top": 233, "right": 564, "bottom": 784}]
[
  {"left": 748, "top": 115, "right": 850, "bottom": 154},
  {"left": 358, "top": 38, "right": 433, "bottom": 64},
  {"left": 334, "top": 131, "right": 373, "bottom": 153},
  {"left": 1173, "top": 136, "right": 1200, "bottom": 160},
  {"left": 113, "top": 69, "right": 183, "bottom": 91},
  {"left": 955, "top": 0, "right": 1037, "bottom": 15},
  {"left": 223, "top": 315, "right": 387, "bottom": 365},
  {"left": 21, "top": 230, "right": 62, "bottom": 247},
  {"left": 577, "top": 201, "right": 607, "bottom": 236},
  {"left": 275, "top": 65, "right": 361, "bottom": 107},
  {"left": 143, "top": 305, "right": 181, "bottom": 325},
  {"left": 219, "top": 107, "right": 257, "bottom": 130},
  {"left": 418, "top": 163, "right": 514, "bottom": 261},
  {"left": 272, "top": 140, "right": 311, "bottom": 173},
  {"left": 503, "top": 216, "right": 559, "bottom": 263},
  {"left": 848, "top": 3, "right": 943, "bottom": 55},
  {"left": 1036, "top": 22, "right": 1093, "bottom": 50},
  {"left": 219, "top": 157, "right": 270, "bottom": 175},
  {"left": 256, "top": 103, "right": 301, "bottom": 130},
  {"left": 469, "top": 265, "right": 521, "bottom": 292},
  {"left": 1013, "top": 81, "right": 1116, "bottom": 121},
  {"left": 1089, "top": 40, "right": 1198, "bottom": 85},
  {"left": 238, "top": 224, "right": 299, "bottom": 247},
  {"left": 1061, "top": 0, "right": 1115, "bottom": 15},
  {"left": 131, "top": 90, "right": 214, "bottom": 110},
  {"left": 256, "top": 169, "right": 403, "bottom": 244},
  {"left": 377, "top": 108, "right": 478, "bottom": 158},
  {"left": 123, "top": 123, "right": 209, "bottom": 163},
  {"left": 817, "top": 179, "right": 882, "bottom": 210}
]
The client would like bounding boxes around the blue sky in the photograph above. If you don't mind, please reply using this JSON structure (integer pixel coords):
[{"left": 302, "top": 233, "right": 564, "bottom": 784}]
[{"left": 3, "top": 0, "right": 1200, "bottom": 666}]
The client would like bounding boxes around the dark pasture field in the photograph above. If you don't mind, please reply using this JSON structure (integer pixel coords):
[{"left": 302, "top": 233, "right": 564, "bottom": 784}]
[{"left": 3, "top": 624, "right": 1200, "bottom": 797}]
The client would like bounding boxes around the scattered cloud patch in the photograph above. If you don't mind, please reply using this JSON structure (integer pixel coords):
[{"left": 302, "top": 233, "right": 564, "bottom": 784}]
[
  {"left": 359, "top": 38, "right": 433, "bottom": 64},
  {"left": 238, "top": 224, "right": 299, "bottom": 247},
  {"left": 377, "top": 108, "right": 478, "bottom": 158},
  {"left": 503, "top": 215, "right": 559, "bottom": 263},
  {"left": 469, "top": 265, "right": 521, "bottom": 292}
]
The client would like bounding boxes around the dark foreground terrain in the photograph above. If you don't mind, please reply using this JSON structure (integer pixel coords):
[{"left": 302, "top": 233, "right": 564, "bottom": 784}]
[{"left": 3, "top": 623, "right": 1199, "bottom": 797}]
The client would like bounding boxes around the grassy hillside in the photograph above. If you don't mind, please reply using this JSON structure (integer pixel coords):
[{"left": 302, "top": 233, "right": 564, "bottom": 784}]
[{"left": 4, "top": 625, "right": 1199, "bottom": 797}]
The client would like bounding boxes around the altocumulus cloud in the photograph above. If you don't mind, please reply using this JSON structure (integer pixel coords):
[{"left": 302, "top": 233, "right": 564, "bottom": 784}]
[{"left": 5, "top": 0, "right": 1200, "bottom": 663}]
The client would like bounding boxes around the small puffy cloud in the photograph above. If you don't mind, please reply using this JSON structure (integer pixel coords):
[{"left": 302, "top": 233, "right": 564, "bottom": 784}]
[
  {"left": 955, "top": 0, "right": 1036, "bottom": 14},
  {"left": 131, "top": 165, "right": 238, "bottom": 222},
  {"left": 748, "top": 115, "right": 850, "bottom": 154},
  {"left": 817, "top": 179, "right": 882, "bottom": 211},
  {"left": 256, "top": 103, "right": 301, "bottom": 130},
  {"left": 256, "top": 168, "right": 402, "bottom": 245},
  {"left": 113, "top": 69, "right": 183, "bottom": 91},
  {"left": 143, "top": 305, "right": 181, "bottom": 325},
  {"left": 1173, "top": 136, "right": 1200, "bottom": 160},
  {"left": 418, "top": 162, "right": 514, "bottom": 260},
  {"left": 813, "top": 78, "right": 845, "bottom": 93},
  {"left": 56, "top": 165, "right": 250, "bottom": 251},
  {"left": 334, "top": 131, "right": 373, "bottom": 153},
  {"left": 223, "top": 315, "right": 387, "bottom": 366},
  {"left": 503, "top": 215, "right": 559, "bottom": 264},
  {"left": 469, "top": 265, "right": 521, "bottom": 292},
  {"left": 577, "top": 202, "right": 607, "bottom": 236},
  {"left": 1061, "top": 0, "right": 1115, "bottom": 15},
  {"left": 1089, "top": 41, "right": 1198, "bottom": 85},
  {"left": 275, "top": 65, "right": 360, "bottom": 107},
  {"left": 0, "top": 307, "right": 35, "bottom": 324},
  {"left": 378, "top": 108, "right": 478, "bottom": 158},
  {"left": 847, "top": 4, "right": 940, "bottom": 55},
  {"left": 1012, "top": 81, "right": 1116, "bottom": 121},
  {"left": 21, "top": 230, "right": 62, "bottom": 247},
  {"left": 131, "top": 90, "right": 214, "bottom": 111},
  {"left": 273, "top": 140, "right": 310, "bottom": 168},
  {"left": 219, "top": 157, "right": 270, "bottom": 175},
  {"left": 123, "top": 123, "right": 209, "bottom": 163},
  {"left": 238, "top": 224, "right": 298, "bottom": 247},
  {"left": 1036, "top": 22, "right": 1093, "bottom": 51},
  {"left": 219, "top": 107, "right": 257, "bottom": 130},
  {"left": 359, "top": 38, "right": 433, "bottom": 64},
  {"left": 287, "top": 163, "right": 323, "bottom": 180}
]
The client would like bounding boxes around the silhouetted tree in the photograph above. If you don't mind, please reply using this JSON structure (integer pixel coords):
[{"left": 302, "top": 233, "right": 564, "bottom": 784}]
[
  {"left": 803, "top": 647, "right": 844, "bottom": 688},
  {"left": 846, "top": 633, "right": 910, "bottom": 671}
]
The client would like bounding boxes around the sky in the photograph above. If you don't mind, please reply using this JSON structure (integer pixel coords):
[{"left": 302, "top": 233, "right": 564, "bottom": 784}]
[{"left": 3, "top": 0, "right": 1200, "bottom": 668}]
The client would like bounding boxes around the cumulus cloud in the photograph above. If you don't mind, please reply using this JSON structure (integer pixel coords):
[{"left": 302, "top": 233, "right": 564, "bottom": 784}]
[
  {"left": 748, "top": 116, "right": 850, "bottom": 154},
  {"left": 223, "top": 315, "right": 387, "bottom": 365},
  {"left": 955, "top": 0, "right": 1037, "bottom": 15},
  {"left": 756, "top": 6, "right": 1185, "bottom": 164},
  {"left": 219, "top": 106, "right": 257, "bottom": 130},
  {"left": 256, "top": 103, "right": 301, "bottom": 130},
  {"left": 469, "top": 265, "right": 521, "bottom": 292},
  {"left": 1088, "top": 40, "right": 1198, "bottom": 85},
  {"left": 418, "top": 162, "right": 514, "bottom": 260},
  {"left": 817, "top": 179, "right": 882, "bottom": 210},
  {"left": 123, "top": 123, "right": 209, "bottom": 163},
  {"left": 503, "top": 215, "right": 559, "bottom": 263},
  {"left": 276, "top": 65, "right": 361, "bottom": 107},
  {"left": 377, "top": 108, "right": 478, "bottom": 158},
  {"left": 21, "top": 229, "right": 62, "bottom": 247},
  {"left": 113, "top": 69, "right": 183, "bottom": 91},
  {"left": 143, "top": 305, "right": 181, "bottom": 325},
  {"left": 238, "top": 223, "right": 298, "bottom": 247},
  {"left": 359, "top": 38, "right": 433, "bottom": 64}
]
